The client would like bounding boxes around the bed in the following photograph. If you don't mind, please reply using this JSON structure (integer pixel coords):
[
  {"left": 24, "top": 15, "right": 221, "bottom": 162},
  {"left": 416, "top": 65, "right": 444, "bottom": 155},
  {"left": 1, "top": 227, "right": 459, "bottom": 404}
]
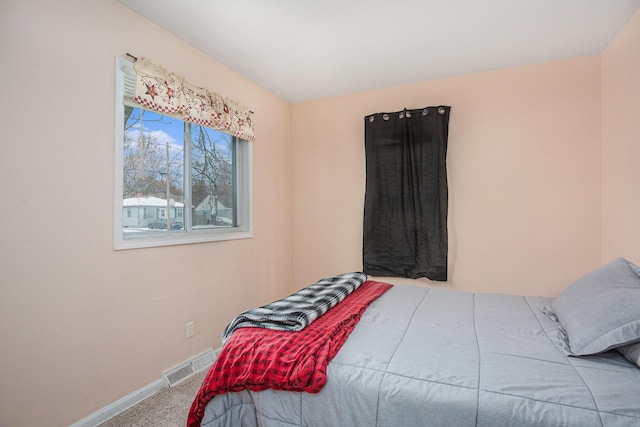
[{"left": 188, "top": 258, "right": 640, "bottom": 427}]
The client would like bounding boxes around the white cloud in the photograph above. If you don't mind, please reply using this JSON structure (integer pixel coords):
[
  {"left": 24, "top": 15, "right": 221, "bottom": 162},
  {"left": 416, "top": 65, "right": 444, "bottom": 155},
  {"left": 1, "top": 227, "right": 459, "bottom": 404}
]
[
  {"left": 125, "top": 129, "right": 183, "bottom": 153},
  {"left": 125, "top": 128, "right": 173, "bottom": 144}
]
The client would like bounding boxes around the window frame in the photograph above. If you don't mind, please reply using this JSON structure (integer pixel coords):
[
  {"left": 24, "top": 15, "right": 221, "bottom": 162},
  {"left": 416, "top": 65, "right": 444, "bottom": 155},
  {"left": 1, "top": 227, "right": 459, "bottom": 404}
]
[{"left": 113, "top": 57, "right": 253, "bottom": 250}]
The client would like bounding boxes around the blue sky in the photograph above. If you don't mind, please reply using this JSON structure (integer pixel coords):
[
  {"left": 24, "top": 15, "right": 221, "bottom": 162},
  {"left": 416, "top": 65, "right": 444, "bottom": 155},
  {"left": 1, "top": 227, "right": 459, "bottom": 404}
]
[{"left": 125, "top": 107, "right": 233, "bottom": 158}]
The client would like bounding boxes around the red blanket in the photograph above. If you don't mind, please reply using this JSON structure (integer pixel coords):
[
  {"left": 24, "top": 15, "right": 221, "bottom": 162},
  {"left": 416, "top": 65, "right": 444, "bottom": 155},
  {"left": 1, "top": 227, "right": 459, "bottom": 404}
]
[{"left": 187, "top": 280, "right": 392, "bottom": 427}]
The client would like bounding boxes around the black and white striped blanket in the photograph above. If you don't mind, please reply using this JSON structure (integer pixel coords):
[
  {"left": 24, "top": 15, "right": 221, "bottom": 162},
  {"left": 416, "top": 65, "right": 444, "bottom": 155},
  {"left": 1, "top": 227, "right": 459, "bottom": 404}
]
[{"left": 221, "top": 272, "right": 368, "bottom": 344}]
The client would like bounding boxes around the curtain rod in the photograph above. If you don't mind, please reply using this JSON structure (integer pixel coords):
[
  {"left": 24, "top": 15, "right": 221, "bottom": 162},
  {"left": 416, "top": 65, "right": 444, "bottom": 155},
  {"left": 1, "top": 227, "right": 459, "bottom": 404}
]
[{"left": 125, "top": 52, "right": 254, "bottom": 115}]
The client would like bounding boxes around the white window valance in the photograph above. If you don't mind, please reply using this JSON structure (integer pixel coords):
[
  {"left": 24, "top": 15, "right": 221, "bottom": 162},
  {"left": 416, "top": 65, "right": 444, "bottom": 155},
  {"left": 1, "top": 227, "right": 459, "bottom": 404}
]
[{"left": 133, "top": 57, "right": 255, "bottom": 142}]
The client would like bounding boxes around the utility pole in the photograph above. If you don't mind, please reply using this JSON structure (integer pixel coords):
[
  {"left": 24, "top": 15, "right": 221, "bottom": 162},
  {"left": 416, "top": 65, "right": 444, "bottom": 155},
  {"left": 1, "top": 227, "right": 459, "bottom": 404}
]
[
  {"left": 166, "top": 141, "right": 171, "bottom": 227},
  {"left": 139, "top": 110, "right": 145, "bottom": 190}
]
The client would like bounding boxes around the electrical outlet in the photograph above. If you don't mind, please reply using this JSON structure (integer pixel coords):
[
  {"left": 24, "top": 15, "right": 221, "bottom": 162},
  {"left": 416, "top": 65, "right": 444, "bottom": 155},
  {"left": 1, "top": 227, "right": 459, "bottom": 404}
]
[{"left": 186, "top": 321, "right": 194, "bottom": 338}]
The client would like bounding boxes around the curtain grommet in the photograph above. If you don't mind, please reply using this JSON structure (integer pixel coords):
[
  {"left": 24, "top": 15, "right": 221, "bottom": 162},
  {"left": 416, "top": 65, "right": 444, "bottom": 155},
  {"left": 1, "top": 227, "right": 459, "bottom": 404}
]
[
  {"left": 422, "top": 109, "right": 429, "bottom": 116},
  {"left": 383, "top": 114, "right": 389, "bottom": 121},
  {"left": 438, "top": 107, "right": 446, "bottom": 114},
  {"left": 369, "top": 116, "right": 375, "bottom": 122}
]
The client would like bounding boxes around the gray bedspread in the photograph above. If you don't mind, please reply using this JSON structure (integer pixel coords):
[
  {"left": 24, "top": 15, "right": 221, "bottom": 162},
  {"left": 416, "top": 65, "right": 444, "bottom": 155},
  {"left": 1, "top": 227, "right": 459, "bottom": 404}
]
[{"left": 199, "top": 286, "right": 640, "bottom": 426}]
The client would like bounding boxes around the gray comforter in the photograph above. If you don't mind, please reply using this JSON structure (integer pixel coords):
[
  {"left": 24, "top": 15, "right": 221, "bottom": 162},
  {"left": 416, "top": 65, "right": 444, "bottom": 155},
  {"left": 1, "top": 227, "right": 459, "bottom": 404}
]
[{"left": 199, "top": 286, "right": 640, "bottom": 426}]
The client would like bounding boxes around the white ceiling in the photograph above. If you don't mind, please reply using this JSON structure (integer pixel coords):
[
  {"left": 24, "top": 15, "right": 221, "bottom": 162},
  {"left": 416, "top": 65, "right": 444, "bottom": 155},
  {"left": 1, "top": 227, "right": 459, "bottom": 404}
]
[{"left": 117, "top": 0, "right": 640, "bottom": 103}]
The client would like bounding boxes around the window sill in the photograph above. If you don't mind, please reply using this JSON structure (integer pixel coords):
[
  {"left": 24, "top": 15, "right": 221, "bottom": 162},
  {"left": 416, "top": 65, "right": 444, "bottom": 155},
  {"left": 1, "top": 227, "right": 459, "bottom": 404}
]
[{"left": 114, "top": 228, "right": 253, "bottom": 250}]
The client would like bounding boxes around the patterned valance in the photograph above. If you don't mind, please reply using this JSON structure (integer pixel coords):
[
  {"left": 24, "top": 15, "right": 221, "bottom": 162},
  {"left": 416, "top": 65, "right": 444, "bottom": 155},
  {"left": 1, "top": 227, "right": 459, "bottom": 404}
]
[{"left": 133, "top": 57, "right": 255, "bottom": 142}]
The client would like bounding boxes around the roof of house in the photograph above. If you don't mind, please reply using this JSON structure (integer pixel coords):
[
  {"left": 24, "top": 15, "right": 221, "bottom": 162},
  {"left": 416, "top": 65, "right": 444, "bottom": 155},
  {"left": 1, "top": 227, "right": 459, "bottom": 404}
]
[{"left": 123, "top": 196, "right": 184, "bottom": 208}]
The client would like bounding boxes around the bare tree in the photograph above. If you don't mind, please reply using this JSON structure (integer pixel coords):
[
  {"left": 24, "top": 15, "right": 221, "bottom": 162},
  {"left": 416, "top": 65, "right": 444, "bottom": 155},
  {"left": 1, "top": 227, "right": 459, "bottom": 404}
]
[
  {"left": 190, "top": 125, "right": 233, "bottom": 224},
  {"left": 122, "top": 108, "right": 232, "bottom": 226},
  {"left": 123, "top": 109, "right": 183, "bottom": 199}
]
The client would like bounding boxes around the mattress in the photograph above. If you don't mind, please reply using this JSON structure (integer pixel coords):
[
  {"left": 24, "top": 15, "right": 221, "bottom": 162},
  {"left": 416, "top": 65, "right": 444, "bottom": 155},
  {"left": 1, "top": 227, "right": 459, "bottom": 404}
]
[{"left": 194, "top": 285, "right": 640, "bottom": 426}]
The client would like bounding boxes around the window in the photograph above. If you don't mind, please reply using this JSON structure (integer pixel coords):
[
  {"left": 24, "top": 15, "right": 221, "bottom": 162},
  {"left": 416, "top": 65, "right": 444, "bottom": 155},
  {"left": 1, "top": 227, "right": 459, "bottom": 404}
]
[{"left": 114, "top": 57, "right": 252, "bottom": 249}]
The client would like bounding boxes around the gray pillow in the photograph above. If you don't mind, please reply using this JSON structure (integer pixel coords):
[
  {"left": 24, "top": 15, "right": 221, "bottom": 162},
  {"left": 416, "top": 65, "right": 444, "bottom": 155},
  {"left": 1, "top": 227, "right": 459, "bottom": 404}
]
[
  {"left": 617, "top": 342, "right": 640, "bottom": 368},
  {"left": 551, "top": 257, "right": 640, "bottom": 356}
]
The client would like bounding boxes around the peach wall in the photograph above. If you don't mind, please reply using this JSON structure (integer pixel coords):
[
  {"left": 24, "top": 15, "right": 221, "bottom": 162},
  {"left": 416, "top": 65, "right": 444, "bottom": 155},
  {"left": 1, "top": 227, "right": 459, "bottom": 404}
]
[
  {"left": 0, "top": 1, "right": 291, "bottom": 426},
  {"left": 602, "top": 10, "right": 640, "bottom": 264},
  {"left": 291, "top": 56, "right": 603, "bottom": 297}
]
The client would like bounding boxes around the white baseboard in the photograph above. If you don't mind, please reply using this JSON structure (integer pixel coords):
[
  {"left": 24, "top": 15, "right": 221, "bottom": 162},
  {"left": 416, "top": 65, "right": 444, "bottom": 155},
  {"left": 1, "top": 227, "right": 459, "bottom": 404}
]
[
  {"left": 70, "top": 348, "right": 216, "bottom": 427},
  {"left": 69, "top": 379, "right": 164, "bottom": 427}
]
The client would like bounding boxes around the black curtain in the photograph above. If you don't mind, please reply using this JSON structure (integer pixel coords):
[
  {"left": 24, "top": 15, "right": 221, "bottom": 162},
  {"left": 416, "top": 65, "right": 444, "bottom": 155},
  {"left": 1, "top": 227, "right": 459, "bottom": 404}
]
[{"left": 363, "top": 106, "right": 450, "bottom": 281}]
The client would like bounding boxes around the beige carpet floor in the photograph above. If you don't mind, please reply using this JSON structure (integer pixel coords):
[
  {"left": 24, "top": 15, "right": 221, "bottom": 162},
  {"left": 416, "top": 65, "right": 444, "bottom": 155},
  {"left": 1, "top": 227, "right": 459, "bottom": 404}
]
[{"left": 97, "top": 368, "right": 207, "bottom": 427}]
